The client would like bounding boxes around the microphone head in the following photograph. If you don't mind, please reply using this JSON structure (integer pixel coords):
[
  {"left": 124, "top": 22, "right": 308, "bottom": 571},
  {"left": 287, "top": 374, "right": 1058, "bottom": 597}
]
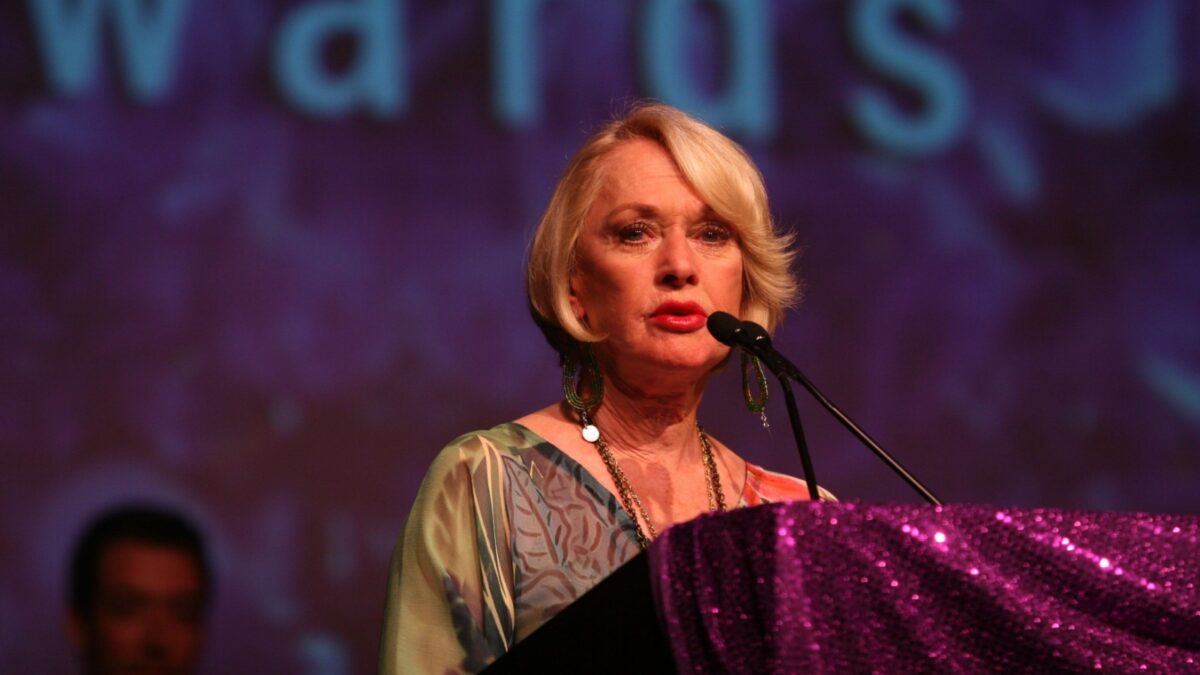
[
  {"left": 706, "top": 311, "right": 743, "bottom": 346},
  {"left": 741, "top": 320, "right": 772, "bottom": 347}
]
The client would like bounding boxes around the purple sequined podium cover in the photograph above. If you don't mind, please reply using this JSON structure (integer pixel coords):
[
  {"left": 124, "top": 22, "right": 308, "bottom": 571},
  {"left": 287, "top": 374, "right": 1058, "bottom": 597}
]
[{"left": 649, "top": 502, "right": 1200, "bottom": 673}]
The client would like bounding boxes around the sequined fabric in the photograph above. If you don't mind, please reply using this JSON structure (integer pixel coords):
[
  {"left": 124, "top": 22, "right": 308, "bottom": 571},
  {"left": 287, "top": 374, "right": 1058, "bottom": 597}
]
[{"left": 649, "top": 502, "right": 1200, "bottom": 673}]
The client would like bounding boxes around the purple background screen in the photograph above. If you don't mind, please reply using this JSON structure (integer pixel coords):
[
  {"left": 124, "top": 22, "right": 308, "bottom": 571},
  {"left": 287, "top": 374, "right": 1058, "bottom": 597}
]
[{"left": 2, "top": 1, "right": 1199, "bottom": 672}]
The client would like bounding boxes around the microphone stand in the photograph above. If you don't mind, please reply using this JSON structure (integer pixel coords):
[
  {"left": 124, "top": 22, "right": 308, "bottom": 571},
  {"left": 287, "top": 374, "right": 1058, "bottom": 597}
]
[
  {"left": 707, "top": 312, "right": 942, "bottom": 506},
  {"left": 748, "top": 333, "right": 942, "bottom": 506},
  {"left": 780, "top": 363, "right": 941, "bottom": 506},
  {"left": 775, "top": 374, "right": 822, "bottom": 502}
]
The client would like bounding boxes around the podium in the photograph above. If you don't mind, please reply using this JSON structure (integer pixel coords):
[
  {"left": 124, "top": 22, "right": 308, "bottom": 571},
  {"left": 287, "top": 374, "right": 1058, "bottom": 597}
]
[
  {"left": 483, "top": 550, "right": 672, "bottom": 673},
  {"left": 487, "top": 502, "right": 1200, "bottom": 673}
]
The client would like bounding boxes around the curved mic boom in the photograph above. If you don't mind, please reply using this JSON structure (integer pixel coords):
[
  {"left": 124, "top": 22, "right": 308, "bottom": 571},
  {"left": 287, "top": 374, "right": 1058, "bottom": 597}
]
[{"left": 706, "top": 311, "right": 942, "bottom": 505}]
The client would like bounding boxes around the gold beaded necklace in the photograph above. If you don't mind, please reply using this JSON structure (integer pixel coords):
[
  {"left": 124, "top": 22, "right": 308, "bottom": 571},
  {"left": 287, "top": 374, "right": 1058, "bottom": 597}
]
[{"left": 580, "top": 410, "right": 727, "bottom": 549}]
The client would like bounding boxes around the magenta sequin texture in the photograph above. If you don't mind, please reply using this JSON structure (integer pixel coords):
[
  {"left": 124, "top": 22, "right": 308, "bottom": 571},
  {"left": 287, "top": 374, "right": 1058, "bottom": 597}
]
[{"left": 648, "top": 502, "right": 1200, "bottom": 673}]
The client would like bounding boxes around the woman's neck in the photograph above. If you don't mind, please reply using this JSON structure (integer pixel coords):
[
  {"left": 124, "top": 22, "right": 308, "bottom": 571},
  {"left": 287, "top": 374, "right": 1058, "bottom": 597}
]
[{"left": 588, "top": 365, "right": 708, "bottom": 464}]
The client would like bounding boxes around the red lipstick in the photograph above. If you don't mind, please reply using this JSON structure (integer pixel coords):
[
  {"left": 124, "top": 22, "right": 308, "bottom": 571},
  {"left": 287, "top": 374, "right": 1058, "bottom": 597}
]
[{"left": 649, "top": 301, "right": 707, "bottom": 332}]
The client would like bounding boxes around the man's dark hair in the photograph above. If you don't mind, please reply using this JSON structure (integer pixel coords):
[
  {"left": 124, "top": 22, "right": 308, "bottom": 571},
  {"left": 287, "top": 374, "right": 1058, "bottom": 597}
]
[{"left": 69, "top": 503, "right": 213, "bottom": 618}]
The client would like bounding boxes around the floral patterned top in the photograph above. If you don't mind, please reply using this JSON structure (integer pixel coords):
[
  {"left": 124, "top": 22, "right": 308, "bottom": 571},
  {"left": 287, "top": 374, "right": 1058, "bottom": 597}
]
[{"left": 378, "top": 422, "right": 832, "bottom": 674}]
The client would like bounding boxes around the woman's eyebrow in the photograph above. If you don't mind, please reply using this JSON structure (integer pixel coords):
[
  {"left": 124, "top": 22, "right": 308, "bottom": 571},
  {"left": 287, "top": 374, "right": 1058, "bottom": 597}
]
[
  {"left": 603, "top": 203, "right": 659, "bottom": 219},
  {"left": 603, "top": 203, "right": 720, "bottom": 220}
]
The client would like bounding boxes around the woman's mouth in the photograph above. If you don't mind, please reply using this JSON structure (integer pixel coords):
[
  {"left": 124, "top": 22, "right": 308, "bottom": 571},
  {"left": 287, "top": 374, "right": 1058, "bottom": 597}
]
[{"left": 649, "top": 301, "right": 707, "bottom": 332}]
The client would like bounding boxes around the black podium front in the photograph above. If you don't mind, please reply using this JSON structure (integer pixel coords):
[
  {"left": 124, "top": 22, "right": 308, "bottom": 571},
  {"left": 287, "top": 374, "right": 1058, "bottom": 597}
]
[{"left": 483, "top": 551, "right": 675, "bottom": 674}]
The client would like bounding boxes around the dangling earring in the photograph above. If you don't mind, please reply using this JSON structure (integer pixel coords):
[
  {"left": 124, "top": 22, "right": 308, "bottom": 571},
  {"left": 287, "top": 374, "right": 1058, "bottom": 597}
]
[
  {"left": 563, "top": 344, "right": 604, "bottom": 441},
  {"left": 741, "top": 350, "right": 769, "bottom": 429}
]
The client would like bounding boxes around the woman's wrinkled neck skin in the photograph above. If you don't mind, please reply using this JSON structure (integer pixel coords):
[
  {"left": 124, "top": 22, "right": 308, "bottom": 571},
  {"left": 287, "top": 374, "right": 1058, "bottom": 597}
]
[{"left": 582, "top": 347, "right": 714, "bottom": 464}]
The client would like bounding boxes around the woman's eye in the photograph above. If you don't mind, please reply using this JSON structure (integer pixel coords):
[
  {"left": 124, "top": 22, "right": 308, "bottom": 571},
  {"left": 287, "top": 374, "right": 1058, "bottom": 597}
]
[
  {"left": 618, "top": 223, "right": 651, "bottom": 244},
  {"left": 698, "top": 223, "right": 733, "bottom": 243}
]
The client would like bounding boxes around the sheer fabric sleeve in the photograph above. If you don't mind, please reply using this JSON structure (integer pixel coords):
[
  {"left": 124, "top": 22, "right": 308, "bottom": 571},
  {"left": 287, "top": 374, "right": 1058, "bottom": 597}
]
[{"left": 379, "top": 434, "right": 518, "bottom": 674}]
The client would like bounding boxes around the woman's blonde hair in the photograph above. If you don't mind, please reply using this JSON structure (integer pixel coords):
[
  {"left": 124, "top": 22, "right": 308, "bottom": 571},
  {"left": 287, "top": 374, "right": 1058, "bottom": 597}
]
[{"left": 526, "top": 103, "right": 799, "bottom": 358}]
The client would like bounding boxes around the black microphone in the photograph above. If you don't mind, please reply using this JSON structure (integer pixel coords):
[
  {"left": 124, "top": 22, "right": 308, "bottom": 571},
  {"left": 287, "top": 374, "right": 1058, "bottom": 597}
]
[
  {"left": 708, "top": 313, "right": 793, "bottom": 382},
  {"left": 708, "top": 311, "right": 821, "bottom": 501},
  {"left": 706, "top": 311, "right": 750, "bottom": 349},
  {"left": 717, "top": 315, "right": 942, "bottom": 506},
  {"left": 737, "top": 320, "right": 794, "bottom": 379},
  {"left": 739, "top": 319, "right": 772, "bottom": 351}
]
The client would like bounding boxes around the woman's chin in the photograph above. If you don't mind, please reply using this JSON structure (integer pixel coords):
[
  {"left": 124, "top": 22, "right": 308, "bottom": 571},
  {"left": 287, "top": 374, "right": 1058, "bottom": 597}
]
[{"left": 625, "top": 349, "right": 727, "bottom": 379}]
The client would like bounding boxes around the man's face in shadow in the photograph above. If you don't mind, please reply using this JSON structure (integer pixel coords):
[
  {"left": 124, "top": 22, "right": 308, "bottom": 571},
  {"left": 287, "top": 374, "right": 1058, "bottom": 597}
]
[{"left": 68, "top": 540, "right": 206, "bottom": 675}]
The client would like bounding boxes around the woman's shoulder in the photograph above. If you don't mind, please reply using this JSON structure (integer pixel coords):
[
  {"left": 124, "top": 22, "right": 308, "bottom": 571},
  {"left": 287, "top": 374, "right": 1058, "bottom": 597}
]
[
  {"left": 411, "top": 423, "right": 552, "bottom": 510},
  {"left": 742, "top": 461, "right": 837, "bottom": 505},
  {"left": 429, "top": 422, "right": 547, "bottom": 471},
  {"left": 445, "top": 422, "right": 545, "bottom": 451}
]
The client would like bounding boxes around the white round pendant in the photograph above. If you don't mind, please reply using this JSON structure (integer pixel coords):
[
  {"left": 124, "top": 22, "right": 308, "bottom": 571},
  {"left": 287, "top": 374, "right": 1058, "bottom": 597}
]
[{"left": 581, "top": 425, "right": 600, "bottom": 443}]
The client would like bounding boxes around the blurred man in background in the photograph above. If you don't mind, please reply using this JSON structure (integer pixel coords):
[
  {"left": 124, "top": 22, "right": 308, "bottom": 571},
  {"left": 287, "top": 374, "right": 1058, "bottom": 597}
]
[{"left": 66, "top": 504, "right": 212, "bottom": 675}]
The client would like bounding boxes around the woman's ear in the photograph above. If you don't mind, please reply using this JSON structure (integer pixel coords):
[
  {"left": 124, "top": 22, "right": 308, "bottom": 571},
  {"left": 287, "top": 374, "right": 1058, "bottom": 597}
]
[{"left": 568, "top": 274, "right": 586, "bottom": 322}]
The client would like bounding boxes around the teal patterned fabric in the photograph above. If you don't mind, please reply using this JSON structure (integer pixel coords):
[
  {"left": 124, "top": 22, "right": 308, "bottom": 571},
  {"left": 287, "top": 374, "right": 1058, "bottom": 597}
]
[{"left": 379, "top": 423, "right": 824, "bottom": 674}]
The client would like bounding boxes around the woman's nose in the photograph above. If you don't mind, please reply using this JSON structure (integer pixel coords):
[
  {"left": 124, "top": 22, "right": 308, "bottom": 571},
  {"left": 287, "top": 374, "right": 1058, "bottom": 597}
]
[{"left": 656, "top": 229, "right": 697, "bottom": 288}]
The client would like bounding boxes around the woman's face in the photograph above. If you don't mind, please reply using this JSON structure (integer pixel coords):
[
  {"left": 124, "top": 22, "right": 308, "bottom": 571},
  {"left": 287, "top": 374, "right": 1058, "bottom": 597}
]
[{"left": 570, "top": 138, "right": 744, "bottom": 382}]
